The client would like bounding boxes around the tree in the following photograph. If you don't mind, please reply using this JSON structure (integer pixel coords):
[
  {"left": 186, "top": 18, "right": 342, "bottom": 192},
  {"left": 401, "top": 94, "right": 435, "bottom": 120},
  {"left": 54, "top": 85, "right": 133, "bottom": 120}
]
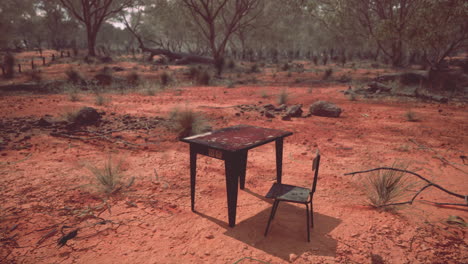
[
  {"left": 181, "top": 0, "right": 261, "bottom": 63},
  {"left": 59, "top": 0, "right": 135, "bottom": 56},
  {"left": 0, "top": 0, "right": 36, "bottom": 49},
  {"left": 309, "top": 0, "right": 423, "bottom": 67},
  {"left": 411, "top": 0, "right": 468, "bottom": 69}
]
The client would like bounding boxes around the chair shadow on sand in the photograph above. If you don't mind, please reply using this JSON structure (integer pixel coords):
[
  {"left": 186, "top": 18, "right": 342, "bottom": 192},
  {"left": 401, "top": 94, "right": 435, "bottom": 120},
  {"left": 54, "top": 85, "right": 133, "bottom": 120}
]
[{"left": 195, "top": 189, "right": 341, "bottom": 261}]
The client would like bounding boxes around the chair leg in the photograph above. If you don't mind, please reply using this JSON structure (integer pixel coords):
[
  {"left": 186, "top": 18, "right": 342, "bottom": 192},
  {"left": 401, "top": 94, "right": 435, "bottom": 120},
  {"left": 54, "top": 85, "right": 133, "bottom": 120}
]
[
  {"left": 265, "top": 200, "right": 278, "bottom": 237},
  {"left": 306, "top": 203, "right": 310, "bottom": 242},
  {"left": 310, "top": 201, "right": 314, "bottom": 228}
]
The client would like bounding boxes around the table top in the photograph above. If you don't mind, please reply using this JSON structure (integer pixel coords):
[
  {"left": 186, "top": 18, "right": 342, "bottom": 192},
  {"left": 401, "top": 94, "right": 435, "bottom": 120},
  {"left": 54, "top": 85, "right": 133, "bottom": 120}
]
[{"left": 180, "top": 125, "right": 292, "bottom": 152}]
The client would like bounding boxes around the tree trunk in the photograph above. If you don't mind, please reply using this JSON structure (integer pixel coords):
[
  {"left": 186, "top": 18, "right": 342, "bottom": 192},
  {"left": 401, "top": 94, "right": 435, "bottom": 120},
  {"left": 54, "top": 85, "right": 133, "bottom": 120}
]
[{"left": 87, "top": 28, "right": 97, "bottom": 57}]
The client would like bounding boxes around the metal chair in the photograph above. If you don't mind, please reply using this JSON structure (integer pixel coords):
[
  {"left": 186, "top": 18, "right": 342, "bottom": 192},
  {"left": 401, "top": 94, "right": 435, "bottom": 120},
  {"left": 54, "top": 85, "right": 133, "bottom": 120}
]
[{"left": 264, "top": 150, "right": 321, "bottom": 242}]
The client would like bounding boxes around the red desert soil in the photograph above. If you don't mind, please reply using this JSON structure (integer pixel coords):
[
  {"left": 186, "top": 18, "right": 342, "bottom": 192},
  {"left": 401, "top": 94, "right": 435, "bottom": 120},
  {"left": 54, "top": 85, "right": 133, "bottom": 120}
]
[{"left": 1, "top": 77, "right": 467, "bottom": 263}]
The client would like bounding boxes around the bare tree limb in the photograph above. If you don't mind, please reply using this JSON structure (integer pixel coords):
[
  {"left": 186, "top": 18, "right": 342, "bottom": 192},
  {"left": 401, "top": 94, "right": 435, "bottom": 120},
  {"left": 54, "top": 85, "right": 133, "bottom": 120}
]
[{"left": 345, "top": 167, "right": 467, "bottom": 207}]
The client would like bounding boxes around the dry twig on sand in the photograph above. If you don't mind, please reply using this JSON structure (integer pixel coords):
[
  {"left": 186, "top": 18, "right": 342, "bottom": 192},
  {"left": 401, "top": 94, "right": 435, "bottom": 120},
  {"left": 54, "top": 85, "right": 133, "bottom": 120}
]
[{"left": 345, "top": 167, "right": 467, "bottom": 207}]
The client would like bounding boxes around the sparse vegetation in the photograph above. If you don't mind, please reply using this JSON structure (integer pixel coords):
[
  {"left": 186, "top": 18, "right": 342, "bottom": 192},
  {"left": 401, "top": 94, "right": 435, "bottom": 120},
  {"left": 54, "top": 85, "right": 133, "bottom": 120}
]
[
  {"left": 66, "top": 67, "right": 85, "bottom": 85},
  {"left": 226, "top": 80, "right": 235, "bottom": 88},
  {"left": 363, "top": 163, "right": 416, "bottom": 208},
  {"left": 196, "top": 69, "right": 211, "bottom": 85},
  {"left": 169, "top": 108, "right": 210, "bottom": 138},
  {"left": 277, "top": 89, "right": 289, "bottom": 105},
  {"left": 126, "top": 71, "right": 140, "bottom": 86},
  {"left": 61, "top": 107, "right": 80, "bottom": 123},
  {"left": 160, "top": 71, "right": 171, "bottom": 86},
  {"left": 27, "top": 70, "right": 42, "bottom": 83},
  {"left": 85, "top": 157, "right": 124, "bottom": 194},
  {"left": 260, "top": 90, "right": 269, "bottom": 98},
  {"left": 405, "top": 110, "right": 419, "bottom": 122},
  {"left": 95, "top": 94, "right": 107, "bottom": 106},
  {"left": 3, "top": 53, "right": 15, "bottom": 79},
  {"left": 249, "top": 63, "right": 260, "bottom": 73},
  {"left": 323, "top": 68, "right": 333, "bottom": 80}
]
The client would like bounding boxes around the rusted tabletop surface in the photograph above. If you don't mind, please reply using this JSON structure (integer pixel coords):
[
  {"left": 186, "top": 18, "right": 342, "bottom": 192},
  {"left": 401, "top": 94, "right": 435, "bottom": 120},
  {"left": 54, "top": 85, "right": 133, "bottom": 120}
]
[{"left": 181, "top": 125, "right": 292, "bottom": 152}]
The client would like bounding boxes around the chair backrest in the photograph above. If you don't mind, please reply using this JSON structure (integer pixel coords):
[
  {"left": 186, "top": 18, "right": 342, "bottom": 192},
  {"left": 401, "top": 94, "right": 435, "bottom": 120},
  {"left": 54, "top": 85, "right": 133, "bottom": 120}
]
[{"left": 311, "top": 149, "right": 321, "bottom": 194}]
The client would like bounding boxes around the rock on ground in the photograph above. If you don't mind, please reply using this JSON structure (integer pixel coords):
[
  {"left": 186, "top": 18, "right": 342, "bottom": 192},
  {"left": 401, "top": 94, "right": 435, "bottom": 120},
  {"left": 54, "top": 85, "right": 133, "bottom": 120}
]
[{"left": 309, "top": 101, "right": 342, "bottom": 118}]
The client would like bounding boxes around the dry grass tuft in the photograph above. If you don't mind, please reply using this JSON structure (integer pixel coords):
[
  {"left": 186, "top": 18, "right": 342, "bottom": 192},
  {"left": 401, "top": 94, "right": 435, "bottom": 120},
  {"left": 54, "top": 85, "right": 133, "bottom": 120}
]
[
  {"left": 86, "top": 157, "right": 124, "bottom": 194},
  {"left": 277, "top": 89, "right": 289, "bottom": 105},
  {"left": 364, "top": 163, "right": 416, "bottom": 208},
  {"left": 405, "top": 110, "right": 419, "bottom": 122},
  {"left": 169, "top": 108, "right": 210, "bottom": 138}
]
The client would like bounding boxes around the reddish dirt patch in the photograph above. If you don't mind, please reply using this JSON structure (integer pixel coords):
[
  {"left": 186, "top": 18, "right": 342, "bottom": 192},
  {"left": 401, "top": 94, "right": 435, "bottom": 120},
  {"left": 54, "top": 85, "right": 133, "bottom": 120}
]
[{"left": 1, "top": 61, "right": 467, "bottom": 263}]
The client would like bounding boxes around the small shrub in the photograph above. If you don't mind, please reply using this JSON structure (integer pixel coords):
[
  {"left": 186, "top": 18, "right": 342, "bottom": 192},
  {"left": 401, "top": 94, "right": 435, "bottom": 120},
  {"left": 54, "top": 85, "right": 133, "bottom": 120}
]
[
  {"left": 347, "top": 92, "right": 357, "bottom": 101},
  {"left": 86, "top": 157, "right": 123, "bottom": 194},
  {"left": 338, "top": 74, "right": 352, "bottom": 83},
  {"left": 277, "top": 90, "right": 289, "bottom": 105},
  {"left": 227, "top": 59, "right": 236, "bottom": 69},
  {"left": 226, "top": 80, "right": 235, "bottom": 88},
  {"left": 281, "top": 63, "right": 290, "bottom": 71},
  {"left": 170, "top": 108, "right": 210, "bottom": 138},
  {"left": 364, "top": 164, "right": 416, "bottom": 208},
  {"left": 260, "top": 90, "right": 269, "bottom": 98},
  {"left": 61, "top": 107, "right": 80, "bottom": 123},
  {"left": 68, "top": 90, "right": 80, "bottom": 102},
  {"left": 126, "top": 71, "right": 140, "bottom": 86},
  {"left": 3, "top": 53, "right": 15, "bottom": 79},
  {"left": 188, "top": 66, "right": 200, "bottom": 79},
  {"left": 144, "top": 88, "right": 157, "bottom": 96},
  {"left": 287, "top": 71, "right": 292, "bottom": 78},
  {"left": 307, "top": 87, "right": 313, "bottom": 94},
  {"left": 404, "top": 110, "right": 419, "bottom": 122},
  {"left": 27, "top": 70, "right": 42, "bottom": 83},
  {"left": 95, "top": 94, "right": 107, "bottom": 106},
  {"left": 312, "top": 56, "right": 318, "bottom": 66},
  {"left": 323, "top": 68, "right": 333, "bottom": 80},
  {"left": 322, "top": 56, "right": 328, "bottom": 65},
  {"left": 196, "top": 70, "right": 211, "bottom": 85},
  {"left": 66, "top": 67, "right": 85, "bottom": 85},
  {"left": 160, "top": 71, "right": 171, "bottom": 86},
  {"left": 249, "top": 63, "right": 260, "bottom": 73}
]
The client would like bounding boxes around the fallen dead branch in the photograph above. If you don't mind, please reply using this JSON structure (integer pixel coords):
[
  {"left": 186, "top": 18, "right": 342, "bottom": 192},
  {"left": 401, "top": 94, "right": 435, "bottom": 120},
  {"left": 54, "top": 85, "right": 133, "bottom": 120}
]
[
  {"left": 345, "top": 167, "right": 467, "bottom": 207},
  {"left": 409, "top": 138, "right": 467, "bottom": 174}
]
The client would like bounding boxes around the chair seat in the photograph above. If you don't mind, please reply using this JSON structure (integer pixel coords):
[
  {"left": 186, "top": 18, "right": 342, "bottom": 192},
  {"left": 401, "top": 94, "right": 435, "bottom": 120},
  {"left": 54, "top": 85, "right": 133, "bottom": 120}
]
[{"left": 265, "top": 183, "right": 311, "bottom": 203}]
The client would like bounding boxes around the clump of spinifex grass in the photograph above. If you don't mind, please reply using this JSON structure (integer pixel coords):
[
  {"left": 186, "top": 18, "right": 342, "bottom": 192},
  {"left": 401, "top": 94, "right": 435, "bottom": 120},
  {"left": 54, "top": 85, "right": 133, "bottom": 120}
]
[
  {"left": 277, "top": 89, "right": 289, "bottom": 105},
  {"left": 405, "top": 110, "right": 419, "bottom": 122},
  {"left": 86, "top": 157, "right": 124, "bottom": 194},
  {"left": 169, "top": 108, "right": 210, "bottom": 138},
  {"left": 364, "top": 163, "right": 416, "bottom": 208}
]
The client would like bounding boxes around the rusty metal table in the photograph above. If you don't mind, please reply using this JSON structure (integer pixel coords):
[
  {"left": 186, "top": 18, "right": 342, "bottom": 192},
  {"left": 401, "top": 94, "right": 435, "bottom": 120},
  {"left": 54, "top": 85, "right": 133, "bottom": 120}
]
[{"left": 181, "top": 125, "right": 293, "bottom": 227}]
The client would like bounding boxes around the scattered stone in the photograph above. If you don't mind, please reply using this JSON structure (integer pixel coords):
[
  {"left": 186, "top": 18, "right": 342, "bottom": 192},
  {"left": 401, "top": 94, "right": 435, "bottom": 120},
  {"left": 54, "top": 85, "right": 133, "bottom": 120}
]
[
  {"left": 37, "top": 117, "right": 52, "bottom": 127},
  {"left": 309, "top": 101, "right": 342, "bottom": 117},
  {"left": 367, "top": 82, "right": 392, "bottom": 93},
  {"left": 263, "top": 104, "right": 275, "bottom": 111},
  {"left": 205, "top": 234, "right": 214, "bottom": 239},
  {"left": 74, "top": 107, "right": 101, "bottom": 125},
  {"left": 286, "top": 104, "right": 303, "bottom": 117},
  {"left": 112, "top": 66, "right": 125, "bottom": 72},
  {"left": 275, "top": 104, "right": 287, "bottom": 111},
  {"left": 289, "top": 253, "right": 298, "bottom": 262},
  {"left": 281, "top": 114, "right": 291, "bottom": 121},
  {"left": 264, "top": 111, "right": 275, "bottom": 118}
]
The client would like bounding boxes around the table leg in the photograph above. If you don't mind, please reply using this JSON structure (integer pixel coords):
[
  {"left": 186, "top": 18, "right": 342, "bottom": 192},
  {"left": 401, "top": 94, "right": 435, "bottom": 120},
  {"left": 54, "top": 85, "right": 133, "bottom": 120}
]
[
  {"left": 239, "top": 151, "right": 248, "bottom": 190},
  {"left": 225, "top": 154, "right": 240, "bottom": 227},
  {"left": 190, "top": 145, "right": 197, "bottom": 212},
  {"left": 275, "top": 138, "right": 284, "bottom": 184}
]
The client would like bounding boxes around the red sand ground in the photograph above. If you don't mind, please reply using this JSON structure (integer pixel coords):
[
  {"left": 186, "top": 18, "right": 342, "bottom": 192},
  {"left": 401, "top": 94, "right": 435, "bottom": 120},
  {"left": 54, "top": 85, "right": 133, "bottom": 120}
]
[{"left": 0, "top": 57, "right": 467, "bottom": 263}]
